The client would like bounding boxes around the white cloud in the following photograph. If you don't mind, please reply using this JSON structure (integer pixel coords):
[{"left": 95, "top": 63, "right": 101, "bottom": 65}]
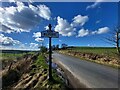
[
  {"left": 47, "top": 43, "right": 49, "bottom": 48},
  {"left": 33, "top": 32, "right": 41, "bottom": 38},
  {"left": 91, "top": 31, "right": 98, "bottom": 35},
  {"left": 87, "top": 44, "right": 90, "bottom": 46},
  {"left": 97, "top": 27, "right": 109, "bottom": 34},
  {"left": 0, "top": 1, "right": 51, "bottom": 33},
  {"left": 71, "top": 15, "right": 89, "bottom": 27},
  {"left": 28, "top": 0, "right": 34, "bottom": 3},
  {"left": 0, "top": 41, "right": 40, "bottom": 51},
  {"left": 0, "top": 34, "right": 21, "bottom": 46},
  {"left": 77, "top": 28, "right": 89, "bottom": 37},
  {"left": 92, "top": 27, "right": 109, "bottom": 34},
  {"left": 18, "top": 43, "right": 39, "bottom": 50},
  {"left": 33, "top": 32, "right": 44, "bottom": 42},
  {"left": 77, "top": 27, "right": 109, "bottom": 37},
  {"left": 8, "top": 0, "right": 16, "bottom": 2},
  {"left": 96, "top": 20, "right": 101, "bottom": 24},
  {"left": 54, "top": 16, "right": 76, "bottom": 37},
  {"left": 54, "top": 15, "right": 89, "bottom": 37},
  {"left": 37, "top": 5, "right": 51, "bottom": 20},
  {"left": 35, "top": 38, "right": 44, "bottom": 42},
  {"left": 16, "top": 1, "right": 25, "bottom": 12},
  {"left": 59, "top": 40, "right": 62, "bottom": 42},
  {"left": 29, "top": 4, "right": 51, "bottom": 20},
  {"left": 44, "top": 25, "right": 49, "bottom": 30},
  {"left": 19, "top": 44, "right": 25, "bottom": 49},
  {"left": 86, "top": 0, "right": 103, "bottom": 10},
  {"left": 30, "top": 43, "right": 38, "bottom": 49}
]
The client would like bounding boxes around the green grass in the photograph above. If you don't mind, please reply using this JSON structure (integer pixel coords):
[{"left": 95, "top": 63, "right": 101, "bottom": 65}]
[
  {"left": 1, "top": 52, "right": 37, "bottom": 61},
  {"left": 34, "top": 54, "right": 48, "bottom": 69},
  {"left": 59, "top": 47, "right": 119, "bottom": 68},
  {"left": 33, "top": 53, "right": 66, "bottom": 89},
  {"left": 67, "top": 47, "right": 117, "bottom": 57},
  {"left": 1, "top": 53, "right": 26, "bottom": 61}
]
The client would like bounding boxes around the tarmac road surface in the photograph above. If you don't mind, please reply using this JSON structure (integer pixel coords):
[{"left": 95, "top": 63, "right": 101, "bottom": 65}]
[{"left": 53, "top": 52, "right": 119, "bottom": 88}]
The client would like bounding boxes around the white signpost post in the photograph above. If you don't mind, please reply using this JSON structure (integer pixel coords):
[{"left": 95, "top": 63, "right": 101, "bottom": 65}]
[{"left": 41, "top": 24, "right": 59, "bottom": 80}]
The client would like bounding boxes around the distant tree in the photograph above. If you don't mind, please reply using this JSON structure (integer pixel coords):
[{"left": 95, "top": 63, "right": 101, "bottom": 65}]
[
  {"left": 105, "top": 27, "right": 120, "bottom": 55},
  {"left": 52, "top": 45, "right": 56, "bottom": 50},
  {"left": 61, "top": 43, "right": 68, "bottom": 49},
  {"left": 39, "top": 46, "right": 47, "bottom": 53},
  {"left": 52, "top": 44, "right": 59, "bottom": 50},
  {"left": 56, "top": 44, "right": 59, "bottom": 50}
]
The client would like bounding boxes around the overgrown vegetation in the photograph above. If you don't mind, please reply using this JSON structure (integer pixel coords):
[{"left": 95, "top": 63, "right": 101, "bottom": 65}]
[
  {"left": 32, "top": 53, "right": 66, "bottom": 89},
  {"left": 2, "top": 52, "right": 66, "bottom": 89},
  {"left": 1, "top": 53, "right": 25, "bottom": 60},
  {"left": 1, "top": 51, "right": 36, "bottom": 61},
  {"left": 39, "top": 46, "right": 48, "bottom": 54},
  {"left": 68, "top": 47, "right": 117, "bottom": 56},
  {"left": 59, "top": 47, "right": 119, "bottom": 68}
]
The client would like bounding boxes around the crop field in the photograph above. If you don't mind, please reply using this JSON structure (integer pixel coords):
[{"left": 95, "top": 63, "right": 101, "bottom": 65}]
[
  {"left": 0, "top": 53, "right": 25, "bottom": 61},
  {"left": 0, "top": 51, "right": 37, "bottom": 61},
  {"left": 1, "top": 51, "right": 66, "bottom": 89},
  {"left": 67, "top": 47, "right": 117, "bottom": 56},
  {"left": 1, "top": 53, "right": 25, "bottom": 60},
  {"left": 59, "top": 47, "right": 119, "bottom": 68}
]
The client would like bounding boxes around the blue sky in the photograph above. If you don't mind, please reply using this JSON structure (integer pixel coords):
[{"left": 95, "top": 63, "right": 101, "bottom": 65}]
[{"left": 0, "top": 1, "right": 118, "bottom": 50}]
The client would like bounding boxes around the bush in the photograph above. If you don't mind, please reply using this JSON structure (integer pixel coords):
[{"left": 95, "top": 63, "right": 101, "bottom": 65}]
[{"left": 40, "top": 46, "right": 47, "bottom": 53}]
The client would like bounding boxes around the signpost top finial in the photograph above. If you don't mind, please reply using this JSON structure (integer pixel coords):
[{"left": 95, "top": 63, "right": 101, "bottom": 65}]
[
  {"left": 41, "top": 24, "right": 59, "bottom": 38},
  {"left": 48, "top": 24, "right": 52, "bottom": 30}
]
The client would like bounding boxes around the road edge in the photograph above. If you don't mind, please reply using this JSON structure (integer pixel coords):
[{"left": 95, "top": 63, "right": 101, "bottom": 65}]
[{"left": 52, "top": 58, "right": 91, "bottom": 89}]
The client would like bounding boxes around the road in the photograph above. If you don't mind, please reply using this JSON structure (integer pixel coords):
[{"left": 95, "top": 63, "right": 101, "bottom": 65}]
[{"left": 52, "top": 52, "right": 119, "bottom": 88}]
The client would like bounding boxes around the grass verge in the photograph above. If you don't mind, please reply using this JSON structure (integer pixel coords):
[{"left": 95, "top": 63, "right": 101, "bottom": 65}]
[
  {"left": 58, "top": 51, "right": 120, "bottom": 69},
  {"left": 32, "top": 53, "right": 66, "bottom": 89}
]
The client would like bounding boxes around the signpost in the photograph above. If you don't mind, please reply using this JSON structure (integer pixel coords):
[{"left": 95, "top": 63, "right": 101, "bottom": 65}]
[
  {"left": 41, "top": 24, "right": 59, "bottom": 80},
  {"left": 41, "top": 30, "right": 59, "bottom": 38}
]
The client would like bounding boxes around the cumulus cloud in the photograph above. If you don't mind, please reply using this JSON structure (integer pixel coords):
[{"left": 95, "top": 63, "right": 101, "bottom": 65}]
[
  {"left": 19, "top": 44, "right": 25, "bottom": 49},
  {"left": 92, "top": 27, "right": 109, "bottom": 34},
  {"left": 96, "top": 20, "right": 101, "bottom": 24},
  {"left": 0, "top": 34, "right": 21, "bottom": 46},
  {"left": 44, "top": 25, "right": 49, "bottom": 30},
  {"left": 8, "top": 0, "right": 16, "bottom": 2},
  {"left": 30, "top": 43, "right": 38, "bottom": 49},
  {"left": 59, "top": 40, "right": 62, "bottom": 42},
  {"left": 54, "top": 15, "right": 89, "bottom": 37},
  {"left": 97, "top": 27, "right": 109, "bottom": 34},
  {"left": 17, "top": 43, "right": 39, "bottom": 50},
  {"left": 1, "top": 25, "right": 15, "bottom": 33},
  {"left": 29, "top": 4, "right": 51, "bottom": 20},
  {"left": 33, "top": 32, "right": 41, "bottom": 38},
  {"left": 54, "top": 16, "right": 76, "bottom": 37},
  {"left": 0, "top": 1, "right": 51, "bottom": 33},
  {"left": 77, "top": 28, "right": 89, "bottom": 37},
  {"left": 77, "top": 27, "right": 109, "bottom": 37},
  {"left": 37, "top": 5, "right": 51, "bottom": 20},
  {"left": 33, "top": 32, "right": 44, "bottom": 42},
  {"left": 86, "top": 0, "right": 103, "bottom": 10},
  {"left": 71, "top": 15, "right": 89, "bottom": 27},
  {"left": 35, "top": 38, "right": 44, "bottom": 42},
  {"left": 17, "top": 42, "right": 39, "bottom": 50},
  {"left": 0, "top": 35, "right": 39, "bottom": 50}
]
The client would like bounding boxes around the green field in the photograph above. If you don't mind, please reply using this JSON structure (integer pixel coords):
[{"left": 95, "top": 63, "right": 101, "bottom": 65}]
[
  {"left": 1, "top": 53, "right": 26, "bottom": 60},
  {"left": 59, "top": 47, "right": 119, "bottom": 68},
  {"left": 67, "top": 47, "right": 117, "bottom": 56}
]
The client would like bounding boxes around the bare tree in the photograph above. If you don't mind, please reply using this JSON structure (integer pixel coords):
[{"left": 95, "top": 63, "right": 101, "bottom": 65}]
[{"left": 106, "top": 27, "right": 120, "bottom": 55}]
